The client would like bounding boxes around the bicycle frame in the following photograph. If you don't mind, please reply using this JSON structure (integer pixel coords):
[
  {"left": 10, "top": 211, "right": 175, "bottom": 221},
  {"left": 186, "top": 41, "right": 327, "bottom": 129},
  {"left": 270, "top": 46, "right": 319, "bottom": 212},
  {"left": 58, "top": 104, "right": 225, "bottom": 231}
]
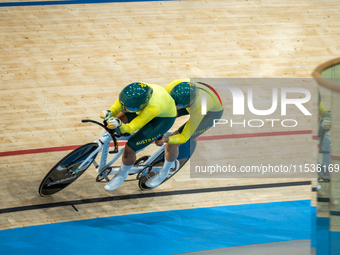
[
  {"left": 75, "top": 129, "right": 166, "bottom": 177},
  {"left": 39, "top": 119, "right": 179, "bottom": 196}
]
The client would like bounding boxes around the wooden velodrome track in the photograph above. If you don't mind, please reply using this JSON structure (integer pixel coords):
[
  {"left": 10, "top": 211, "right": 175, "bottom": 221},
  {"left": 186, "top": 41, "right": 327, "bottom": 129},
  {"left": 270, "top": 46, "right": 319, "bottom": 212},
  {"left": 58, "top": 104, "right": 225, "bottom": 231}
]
[{"left": 0, "top": 0, "right": 339, "bottom": 231}]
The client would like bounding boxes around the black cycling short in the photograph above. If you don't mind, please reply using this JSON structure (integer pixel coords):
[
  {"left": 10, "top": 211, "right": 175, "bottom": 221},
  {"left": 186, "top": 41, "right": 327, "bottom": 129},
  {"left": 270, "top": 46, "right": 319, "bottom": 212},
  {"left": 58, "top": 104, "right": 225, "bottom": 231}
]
[
  {"left": 178, "top": 110, "right": 224, "bottom": 140},
  {"left": 123, "top": 113, "right": 176, "bottom": 152},
  {"left": 122, "top": 111, "right": 138, "bottom": 123},
  {"left": 177, "top": 108, "right": 190, "bottom": 117}
]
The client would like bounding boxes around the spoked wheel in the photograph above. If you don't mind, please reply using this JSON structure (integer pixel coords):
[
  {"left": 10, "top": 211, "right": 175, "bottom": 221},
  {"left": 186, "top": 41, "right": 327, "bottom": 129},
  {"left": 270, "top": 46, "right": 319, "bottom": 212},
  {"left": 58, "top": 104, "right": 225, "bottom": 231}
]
[{"left": 39, "top": 143, "right": 99, "bottom": 197}]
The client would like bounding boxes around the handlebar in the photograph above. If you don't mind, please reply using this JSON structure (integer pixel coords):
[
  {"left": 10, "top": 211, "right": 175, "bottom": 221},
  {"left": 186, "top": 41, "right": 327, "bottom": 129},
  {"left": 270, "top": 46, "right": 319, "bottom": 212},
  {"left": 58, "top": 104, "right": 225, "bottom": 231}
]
[
  {"left": 81, "top": 119, "right": 106, "bottom": 129},
  {"left": 81, "top": 119, "right": 121, "bottom": 153}
]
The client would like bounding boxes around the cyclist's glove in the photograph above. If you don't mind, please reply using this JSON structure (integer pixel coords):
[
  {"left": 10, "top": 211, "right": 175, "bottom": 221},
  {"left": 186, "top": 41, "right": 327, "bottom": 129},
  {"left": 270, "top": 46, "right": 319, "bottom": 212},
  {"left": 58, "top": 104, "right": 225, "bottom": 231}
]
[
  {"left": 107, "top": 117, "right": 122, "bottom": 129},
  {"left": 100, "top": 110, "right": 112, "bottom": 120}
]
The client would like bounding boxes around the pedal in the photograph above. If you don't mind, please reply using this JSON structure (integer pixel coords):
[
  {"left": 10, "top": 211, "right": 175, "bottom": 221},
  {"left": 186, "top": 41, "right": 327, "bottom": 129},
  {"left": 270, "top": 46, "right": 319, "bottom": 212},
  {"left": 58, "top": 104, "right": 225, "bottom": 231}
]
[
  {"left": 96, "top": 168, "right": 112, "bottom": 182},
  {"left": 136, "top": 166, "right": 152, "bottom": 180}
]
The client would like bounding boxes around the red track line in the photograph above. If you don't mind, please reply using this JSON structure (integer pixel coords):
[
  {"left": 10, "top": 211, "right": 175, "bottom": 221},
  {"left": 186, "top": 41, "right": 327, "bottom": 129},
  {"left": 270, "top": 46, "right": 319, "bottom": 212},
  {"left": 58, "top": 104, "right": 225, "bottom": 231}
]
[
  {"left": 331, "top": 155, "right": 340, "bottom": 161},
  {"left": 0, "top": 142, "right": 126, "bottom": 157},
  {"left": 0, "top": 130, "right": 313, "bottom": 158},
  {"left": 196, "top": 130, "right": 312, "bottom": 141}
]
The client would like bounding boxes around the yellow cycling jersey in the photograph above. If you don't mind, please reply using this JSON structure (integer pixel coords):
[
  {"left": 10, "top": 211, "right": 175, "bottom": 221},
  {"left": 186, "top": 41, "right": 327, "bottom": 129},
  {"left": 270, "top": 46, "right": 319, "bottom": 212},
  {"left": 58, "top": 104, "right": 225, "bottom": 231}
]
[
  {"left": 108, "top": 83, "right": 177, "bottom": 134},
  {"left": 319, "top": 101, "right": 329, "bottom": 118},
  {"left": 165, "top": 79, "right": 224, "bottom": 144}
]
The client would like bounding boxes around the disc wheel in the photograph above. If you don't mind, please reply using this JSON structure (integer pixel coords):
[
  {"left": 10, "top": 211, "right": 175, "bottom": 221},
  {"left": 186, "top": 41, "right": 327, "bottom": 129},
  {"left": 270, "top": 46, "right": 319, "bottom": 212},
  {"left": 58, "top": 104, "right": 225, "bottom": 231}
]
[
  {"left": 38, "top": 143, "right": 99, "bottom": 196},
  {"left": 135, "top": 155, "right": 150, "bottom": 165},
  {"left": 138, "top": 158, "right": 187, "bottom": 190}
]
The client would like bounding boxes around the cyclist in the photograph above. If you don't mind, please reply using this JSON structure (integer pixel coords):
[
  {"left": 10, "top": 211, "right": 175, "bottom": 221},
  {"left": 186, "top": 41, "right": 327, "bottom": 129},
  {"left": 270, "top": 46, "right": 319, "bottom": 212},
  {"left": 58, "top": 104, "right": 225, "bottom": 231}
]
[
  {"left": 100, "top": 82, "right": 177, "bottom": 191},
  {"left": 145, "top": 79, "right": 224, "bottom": 188},
  {"left": 317, "top": 91, "right": 331, "bottom": 190}
]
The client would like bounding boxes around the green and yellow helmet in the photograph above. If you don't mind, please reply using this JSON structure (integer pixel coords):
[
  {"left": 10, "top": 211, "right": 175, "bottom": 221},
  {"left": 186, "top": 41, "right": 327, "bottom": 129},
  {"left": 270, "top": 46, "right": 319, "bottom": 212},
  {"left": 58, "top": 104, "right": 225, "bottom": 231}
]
[
  {"left": 119, "top": 82, "right": 153, "bottom": 112},
  {"left": 170, "top": 82, "right": 197, "bottom": 108}
]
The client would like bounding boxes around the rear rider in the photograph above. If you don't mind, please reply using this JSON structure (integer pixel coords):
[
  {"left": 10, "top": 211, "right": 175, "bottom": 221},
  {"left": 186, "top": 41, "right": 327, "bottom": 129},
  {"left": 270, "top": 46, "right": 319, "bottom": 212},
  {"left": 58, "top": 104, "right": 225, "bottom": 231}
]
[
  {"left": 147, "top": 79, "right": 224, "bottom": 187},
  {"left": 100, "top": 82, "right": 177, "bottom": 191},
  {"left": 165, "top": 79, "right": 224, "bottom": 143}
]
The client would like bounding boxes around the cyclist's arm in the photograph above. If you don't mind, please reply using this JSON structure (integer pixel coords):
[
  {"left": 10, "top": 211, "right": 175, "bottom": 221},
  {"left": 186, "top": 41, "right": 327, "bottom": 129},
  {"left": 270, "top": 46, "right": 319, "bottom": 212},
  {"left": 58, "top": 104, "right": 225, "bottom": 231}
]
[
  {"left": 168, "top": 107, "right": 204, "bottom": 144},
  {"left": 108, "top": 99, "right": 123, "bottom": 117},
  {"left": 168, "top": 120, "right": 191, "bottom": 144},
  {"left": 119, "top": 106, "right": 160, "bottom": 134}
]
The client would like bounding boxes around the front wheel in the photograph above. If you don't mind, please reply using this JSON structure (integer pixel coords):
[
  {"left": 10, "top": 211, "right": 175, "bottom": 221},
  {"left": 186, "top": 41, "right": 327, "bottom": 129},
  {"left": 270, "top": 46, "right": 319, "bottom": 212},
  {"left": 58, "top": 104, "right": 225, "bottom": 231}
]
[{"left": 39, "top": 143, "right": 99, "bottom": 196}]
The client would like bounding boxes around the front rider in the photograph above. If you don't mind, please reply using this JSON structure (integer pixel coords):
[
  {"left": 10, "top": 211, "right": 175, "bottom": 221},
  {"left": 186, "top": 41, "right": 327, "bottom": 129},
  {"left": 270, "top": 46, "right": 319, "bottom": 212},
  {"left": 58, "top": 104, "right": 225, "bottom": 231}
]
[
  {"left": 145, "top": 79, "right": 224, "bottom": 188},
  {"left": 100, "top": 82, "right": 177, "bottom": 191}
]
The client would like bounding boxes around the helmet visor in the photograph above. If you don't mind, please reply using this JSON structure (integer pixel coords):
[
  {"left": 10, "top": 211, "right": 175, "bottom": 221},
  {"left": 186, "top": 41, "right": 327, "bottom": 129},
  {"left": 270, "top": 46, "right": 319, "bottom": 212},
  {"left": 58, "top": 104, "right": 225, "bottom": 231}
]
[
  {"left": 123, "top": 105, "right": 139, "bottom": 112},
  {"left": 177, "top": 95, "right": 197, "bottom": 108},
  {"left": 176, "top": 103, "right": 188, "bottom": 108}
]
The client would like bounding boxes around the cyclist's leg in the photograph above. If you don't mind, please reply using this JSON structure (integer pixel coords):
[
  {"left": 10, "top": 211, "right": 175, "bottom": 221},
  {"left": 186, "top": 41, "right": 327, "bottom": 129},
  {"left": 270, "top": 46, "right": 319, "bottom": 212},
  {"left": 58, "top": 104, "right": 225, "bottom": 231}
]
[
  {"left": 146, "top": 142, "right": 180, "bottom": 187},
  {"left": 162, "top": 109, "right": 224, "bottom": 164},
  {"left": 146, "top": 131, "right": 184, "bottom": 187},
  {"left": 105, "top": 145, "right": 136, "bottom": 191},
  {"left": 164, "top": 131, "right": 180, "bottom": 160},
  {"left": 162, "top": 108, "right": 189, "bottom": 166},
  {"left": 126, "top": 116, "right": 176, "bottom": 152},
  {"left": 154, "top": 126, "right": 186, "bottom": 181},
  {"left": 104, "top": 143, "right": 137, "bottom": 191},
  {"left": 146, "top": 110, "right": 224, "bottom": 188},
  {"left": 129, "top": 116, "right": 177, "bottom": 183},
  {"left": 104, "top": 111, "right": 138, "bottom": 191},
  {"left": 162, "top": 108, "right": 189, "bottom": 164},
  {"left": 105, "top": 116, "right": 176, "bottom": 191},
  {"left": 123, "top": 117, "right": 178, "bottom": 188}
]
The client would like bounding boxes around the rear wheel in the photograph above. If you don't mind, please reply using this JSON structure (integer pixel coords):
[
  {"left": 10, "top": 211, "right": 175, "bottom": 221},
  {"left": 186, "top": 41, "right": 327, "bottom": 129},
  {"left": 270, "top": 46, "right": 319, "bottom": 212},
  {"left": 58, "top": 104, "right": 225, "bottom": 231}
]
[
  {"left": 39, "top": 143, "right": 99, "bottom": 196},
  {"left": 131, "top": 155, "right": 150, "bottom": 176},
  {"left": 134, "top": 155, "right": 150, "bottom": 166},
  {"left": 138, "top": 139, "right": 197, "bottom": 190}
]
